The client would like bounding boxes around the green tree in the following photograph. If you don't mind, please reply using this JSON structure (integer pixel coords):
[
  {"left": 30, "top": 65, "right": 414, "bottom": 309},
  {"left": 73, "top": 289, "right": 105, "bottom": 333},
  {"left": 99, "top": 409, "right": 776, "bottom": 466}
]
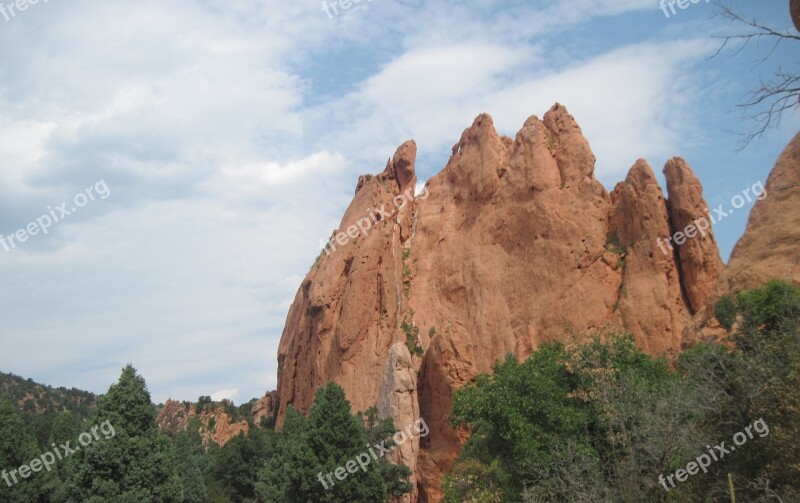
[
  {"left": 207, "top": 427, "right": 271, "bottom": 502},
  {"left": 174, "top": 425, "right": 207, "bottom": 503},
  {"left": 448, "top": 344, "right": 592, "bottom": 501},
  {"left": 255, "top": 406, "right": 317, "bottom": 502},
  {"left": 447, "top": 333, "right": 695, "bottom": 502},
  {"left": 63, "top": 364, "right": 183, "bottom": 503},
  {"left": 0, "top": 396, "right": 60, "bottom": 503},
  {"left": 359, "top": 407, "right": 412, "bottom": 498},
  {"left": 305, "top": 383, "right": 387, "bottom": 502},
  {"left": 680, "top": 280, "right": 800, "bottom": 501},
  {"left": 257, "top": 383, "right": 399, "bottom": 503}
]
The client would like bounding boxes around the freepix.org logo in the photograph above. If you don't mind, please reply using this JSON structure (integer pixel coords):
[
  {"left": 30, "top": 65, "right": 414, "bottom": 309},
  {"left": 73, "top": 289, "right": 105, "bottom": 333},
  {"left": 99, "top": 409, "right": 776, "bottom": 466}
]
[
  {"left": 0, "top": 0, "right": 50, "bottom": 22},
  {"left": 0, "top": 180, "right": 111, "bottom": 253},
  {"left": 2, "top": 421, "right": 116, "bottom": 488}
]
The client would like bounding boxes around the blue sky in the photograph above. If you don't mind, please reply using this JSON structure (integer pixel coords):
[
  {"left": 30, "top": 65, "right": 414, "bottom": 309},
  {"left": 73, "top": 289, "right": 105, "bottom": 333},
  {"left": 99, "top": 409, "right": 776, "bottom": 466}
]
[{"left": 0, "top": 0, "right": 797, "bottom": 404}]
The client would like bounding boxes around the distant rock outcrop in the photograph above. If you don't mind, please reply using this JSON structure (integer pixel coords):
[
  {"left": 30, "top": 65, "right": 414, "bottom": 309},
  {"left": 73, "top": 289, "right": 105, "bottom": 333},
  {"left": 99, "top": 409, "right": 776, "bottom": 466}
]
[
  {"left": 251, "top": 390, "right": 279, "bottom": 426},
  {"left": 269, "top": 105, "right": 797, "bottom": 501},
  {"left": 156, "top": 399, "right": 249, "bottom": 446}
]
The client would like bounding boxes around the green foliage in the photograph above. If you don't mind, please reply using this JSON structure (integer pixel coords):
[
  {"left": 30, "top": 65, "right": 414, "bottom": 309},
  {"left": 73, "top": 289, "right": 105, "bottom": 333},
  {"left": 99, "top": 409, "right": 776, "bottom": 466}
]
[
  {"left": 0, "top": 396, "right": 62, "bottom": 502},
  {"left": 358, "top": 407, "right": 413, "bottom": 497},
  {"left": 0, "top": 372, "right": 96, "bottom": 451},
  {"left": 196, "top": 396, "right": 212, "bottom": 414},
  {"left": 442, "top": 458, "right": 504, "bottom": 503},
  {"left": 547, "top": 133, "right": 556, "bottom": 152},
  {"left": 173, "top": 424, "right": 208, "bottom": 503},
  {"left": 305, "top": 383, "right": 388, "bottom": 502},
  {"left": 735, "top": 279, "right": 800, "bottom": 336},
  {"left": 605, "top": 232, "right": 626, "bottom": 255},
  {"left": 402, "top": 322, "right": 424, "bottom": 357},
  {"left": 678, "top": 280, "right": 800, "bottom": 501},
  {"left": 206, "top": 428, "right": 270, "bottom": 502},
  {"left": 256, "top": 406, "right": 316, "bottom": 502},
  {"left": 449, "top": 344, "right": 593, "bottom": 500},
  {"left": 63, "top": 365, "right": 183, "bottom": 503},
  {"left": 449, "top": 332, "right": 699, "bottom": 502},
  {"left": 257, "top": 383, "right": 410, "bottom": 503},
  {"left": 447, "top": 281, "right": 800, "bottom": 502},
  {"left": 715, "top": 294, "right": 737, "bottom": 330}
]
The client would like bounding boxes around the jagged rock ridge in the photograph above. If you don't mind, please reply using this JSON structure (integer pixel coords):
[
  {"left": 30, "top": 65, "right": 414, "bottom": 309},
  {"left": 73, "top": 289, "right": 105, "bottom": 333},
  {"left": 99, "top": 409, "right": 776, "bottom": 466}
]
[{"left": 271, "top": 105, "right": 798, "bottom": 502}]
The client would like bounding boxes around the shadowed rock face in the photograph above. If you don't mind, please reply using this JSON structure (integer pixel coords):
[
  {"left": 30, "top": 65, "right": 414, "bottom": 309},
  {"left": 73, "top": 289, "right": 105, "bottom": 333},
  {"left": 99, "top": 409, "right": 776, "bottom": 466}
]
[
  {"left": 663, "top": 157, "right": 725, "bottom": 313},
  {"left": 270, "top": 104, "right": 796, "bottom": 502}
]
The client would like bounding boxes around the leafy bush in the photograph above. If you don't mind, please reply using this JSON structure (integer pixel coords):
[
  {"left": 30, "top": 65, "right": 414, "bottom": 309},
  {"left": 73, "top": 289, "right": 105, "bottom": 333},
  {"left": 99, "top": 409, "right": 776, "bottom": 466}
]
[
  {"left": 402, "top": 322, "right": 424, "bottom": 357},
  {"left": 715, "top": 294, "right": 737, "bottom": 330}
]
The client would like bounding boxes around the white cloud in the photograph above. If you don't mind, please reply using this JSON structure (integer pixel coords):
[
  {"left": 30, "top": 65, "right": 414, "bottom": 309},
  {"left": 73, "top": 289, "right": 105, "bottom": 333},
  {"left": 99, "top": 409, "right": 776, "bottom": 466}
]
[
  {"left": 211, "top": 388, "right": 240, "bottom": 402},
  {"left": 0, "top": 0, "right": 792, "bottom": 405}
]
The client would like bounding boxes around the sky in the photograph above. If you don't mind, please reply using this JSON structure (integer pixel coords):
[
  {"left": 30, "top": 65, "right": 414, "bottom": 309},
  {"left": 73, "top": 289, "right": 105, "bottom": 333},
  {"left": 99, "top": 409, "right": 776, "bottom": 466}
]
[{"left": 0, "top": 0, "right": 797, "bottom": 405}]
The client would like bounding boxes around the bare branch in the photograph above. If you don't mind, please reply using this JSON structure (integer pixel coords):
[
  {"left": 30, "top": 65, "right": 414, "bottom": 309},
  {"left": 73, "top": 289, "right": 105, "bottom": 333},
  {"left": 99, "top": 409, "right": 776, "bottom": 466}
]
[{"left": 709, "top": 1, "right": 800, "bottom": 149}]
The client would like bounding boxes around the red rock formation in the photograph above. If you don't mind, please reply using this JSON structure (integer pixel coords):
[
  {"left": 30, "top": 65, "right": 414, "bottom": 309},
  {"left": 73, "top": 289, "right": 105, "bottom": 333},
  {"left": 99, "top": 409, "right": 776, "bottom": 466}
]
[
  {"left": 252, "top": 390, "right": 279, "bottom": 426},
  {"left": 378, "top": 342, "right": 420, "bottom": 503},
  {"left": 274, "top": 104, "right": 742, "bottom": 501},
  {"left": 609, "top": 159, "right": 689, "bottom": 355},
  {"left": 156, "top": 399, "right": 249, "bottom": 446},
  {"left": 275, "top": 140, "right": 420, "bottom": 427},
  {"left": 663, "top": 157, "right": 725, "bottom": 313},
  {"left": 717, "top": 132, "right": 800, "bottom": 294}
]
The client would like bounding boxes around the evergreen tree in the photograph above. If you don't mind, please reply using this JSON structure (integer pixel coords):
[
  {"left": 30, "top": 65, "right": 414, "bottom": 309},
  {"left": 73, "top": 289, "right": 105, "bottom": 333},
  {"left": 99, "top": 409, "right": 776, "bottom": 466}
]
[
  {"left": 0, "top": 396, "right": 60, "bottom": 503},
  {"left": 63, "top": 364, "right": 183, "bottom": 502},
  {"left": 174, "top": 427, "right": 207, "bottom": 503},
  {"left": 256, "top": 407, "right": 317, "bottom": 502},
  {"left": 208, "top": 427, "right": 270, "bottom": 502},
  {"left": 360, "top": 407, "right": 412, "bottom": 498},
  {"left": 305, "top": 383, "right": 387, "bottom": 503},
  {"left": 257, "top": 383, "right": 398, "bottom": 503}
]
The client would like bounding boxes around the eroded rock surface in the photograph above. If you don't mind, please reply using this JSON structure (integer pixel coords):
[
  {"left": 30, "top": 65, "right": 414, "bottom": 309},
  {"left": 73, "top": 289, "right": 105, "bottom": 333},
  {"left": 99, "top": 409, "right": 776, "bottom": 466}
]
[{"left": 269, "top": 105, "right": 798, "bottom": 502}]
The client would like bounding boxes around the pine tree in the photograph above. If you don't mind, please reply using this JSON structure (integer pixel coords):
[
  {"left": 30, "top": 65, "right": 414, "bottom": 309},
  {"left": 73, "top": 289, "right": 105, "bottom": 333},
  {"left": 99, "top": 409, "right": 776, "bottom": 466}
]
[
  {"left": 63, "top": 365, "right": 183, "bottom": 502},
  {"left": 0, "top": 396, "right": 60, "bottom": 503},
  {"left": 305, "top": 382, "right": 387, "bottom": 503},
  {"left": 256, "top": 406, "right": 317, "bottom": 502},
  {"left": 173, "top": 428, "right": 207, "bottom": 503},
  {"left": 256, "top": 383, "right": 393, "bottom": 502}
]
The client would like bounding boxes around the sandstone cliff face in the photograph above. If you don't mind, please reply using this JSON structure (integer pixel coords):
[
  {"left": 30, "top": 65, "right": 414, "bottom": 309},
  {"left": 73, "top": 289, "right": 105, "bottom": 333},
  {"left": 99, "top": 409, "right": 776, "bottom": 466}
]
[
  {"left": 664, "top": 158, "right": 725, "bottom": 313},
  {"left": 274, "top": 104, "right": 739, "bottom": 501},
  {"left": 608, "top": 159, "right": 689, "bottom": 356},
  {"left": 378, "top": 342, "right": 420, "bottom": 503},
  {"left": 275, "top": 140, "right": 420, "bottom": 427}
]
